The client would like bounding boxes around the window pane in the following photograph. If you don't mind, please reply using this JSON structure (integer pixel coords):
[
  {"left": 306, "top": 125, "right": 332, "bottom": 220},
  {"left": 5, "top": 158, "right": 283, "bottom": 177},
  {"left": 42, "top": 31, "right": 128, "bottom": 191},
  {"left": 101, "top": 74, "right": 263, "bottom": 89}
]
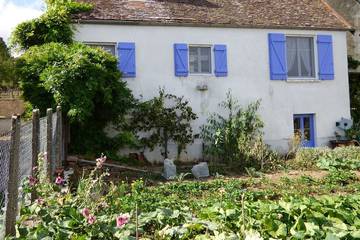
[
  {"left": 287, "top": 38, "right": 299, "bottom": 77},
  {"left": 200, "top": 47, "right": 211, "bottom": 73},
  {"left": 298, "top": 38, "right": 315, "bottom": 77},
  {"left": 189, "top": 47, "right": 199, "bottom": 73},
  {"left": 286, "top": 37, "right": 315, "bottom": 78}
]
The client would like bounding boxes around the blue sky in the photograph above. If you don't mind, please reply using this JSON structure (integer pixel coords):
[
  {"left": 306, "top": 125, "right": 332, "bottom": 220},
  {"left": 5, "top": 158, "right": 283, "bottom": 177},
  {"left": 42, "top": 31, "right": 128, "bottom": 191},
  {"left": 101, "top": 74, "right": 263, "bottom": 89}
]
[{"left": 0, "top": 0, "right": 45, "bottom": 43}]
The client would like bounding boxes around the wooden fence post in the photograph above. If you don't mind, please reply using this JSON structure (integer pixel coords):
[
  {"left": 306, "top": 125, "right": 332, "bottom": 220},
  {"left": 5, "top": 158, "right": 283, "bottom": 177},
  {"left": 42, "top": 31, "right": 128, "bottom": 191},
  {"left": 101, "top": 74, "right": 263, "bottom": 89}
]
[
  {"left": 4, "top": 116, "right": 20, "bottom": 237},
  {"left": 56, "top": 106, "right": 62, "bottom": 169},
  {"left": 31, "top": 109, "right": 40, "bottom": 201},
  {"left": 46, "top": 108, "right": 53, "bottom": 181}
]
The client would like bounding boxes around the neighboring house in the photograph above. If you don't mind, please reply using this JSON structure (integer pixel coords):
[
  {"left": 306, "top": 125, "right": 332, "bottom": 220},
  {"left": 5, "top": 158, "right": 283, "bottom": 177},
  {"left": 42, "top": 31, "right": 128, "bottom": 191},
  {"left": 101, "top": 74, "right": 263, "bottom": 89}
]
[
  {"left": 73, "top": 0, "right": 352, "bottom": 162},
  {"left": 326, "top": 0, "right": 360, "bottom": 73}
]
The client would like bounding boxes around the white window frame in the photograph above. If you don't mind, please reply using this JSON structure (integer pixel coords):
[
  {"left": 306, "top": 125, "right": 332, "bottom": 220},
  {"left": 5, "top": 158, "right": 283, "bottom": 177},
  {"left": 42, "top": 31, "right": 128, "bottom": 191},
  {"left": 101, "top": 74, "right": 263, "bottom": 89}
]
[
  {"left": 84, "top": 42, "right": 117, "bottom": 56},
  {"left": 188, "top": 44, "right": 213, "bottom": 75},
  {"left": 285, "top": 35, "right": 318, "bottom": 81}
]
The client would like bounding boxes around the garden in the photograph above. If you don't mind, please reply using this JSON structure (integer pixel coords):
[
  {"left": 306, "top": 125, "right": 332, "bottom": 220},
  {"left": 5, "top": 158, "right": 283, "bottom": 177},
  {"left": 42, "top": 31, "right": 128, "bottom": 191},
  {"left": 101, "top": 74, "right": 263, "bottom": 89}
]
[{"left": 10, "top": 146, "right": 360, "bottom": 240}]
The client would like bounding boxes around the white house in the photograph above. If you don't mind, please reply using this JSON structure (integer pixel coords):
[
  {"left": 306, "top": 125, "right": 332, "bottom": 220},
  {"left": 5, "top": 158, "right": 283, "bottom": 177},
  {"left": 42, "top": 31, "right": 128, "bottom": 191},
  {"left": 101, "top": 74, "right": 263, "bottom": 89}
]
[{"left": 73, "top": 0, "right": 353, "bottom": 162}]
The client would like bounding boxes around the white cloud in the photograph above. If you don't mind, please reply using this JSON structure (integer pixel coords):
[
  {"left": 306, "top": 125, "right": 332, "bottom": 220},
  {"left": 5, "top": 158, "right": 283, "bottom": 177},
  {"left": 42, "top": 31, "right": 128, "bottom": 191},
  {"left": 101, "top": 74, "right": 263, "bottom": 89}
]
[{"left": 0, "top": 0, "right": 44, "bottom": 44}]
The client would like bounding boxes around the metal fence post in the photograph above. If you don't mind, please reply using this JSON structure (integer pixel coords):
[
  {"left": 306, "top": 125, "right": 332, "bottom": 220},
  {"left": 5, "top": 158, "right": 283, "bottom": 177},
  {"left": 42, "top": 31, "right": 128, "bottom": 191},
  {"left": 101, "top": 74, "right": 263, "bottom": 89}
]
[
  {"left": 4, "top": 116, "right": 20, "bottom": 237},
  {"left": 31, "top": 109, "right": 40, "bottom": 201},
  {"left": 56, "top": 106, "right": 62, "bottom": 169},
  {"left": 46, "top": 108, "right": 53, "bottom": 181}
]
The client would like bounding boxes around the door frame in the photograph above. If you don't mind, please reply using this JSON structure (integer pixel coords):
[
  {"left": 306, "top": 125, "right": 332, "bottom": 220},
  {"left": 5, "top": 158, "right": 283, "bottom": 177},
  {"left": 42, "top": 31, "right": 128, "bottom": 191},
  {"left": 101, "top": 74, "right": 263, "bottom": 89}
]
[{"left": 293, "top": 114, "right": 315, "bottom": 147}]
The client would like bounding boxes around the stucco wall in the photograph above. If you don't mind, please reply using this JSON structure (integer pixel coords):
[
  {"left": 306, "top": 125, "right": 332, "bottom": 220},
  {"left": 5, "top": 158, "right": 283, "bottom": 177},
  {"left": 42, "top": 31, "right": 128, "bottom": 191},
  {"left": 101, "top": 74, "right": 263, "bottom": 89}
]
[{"left": 74, "top": 24, "right": 351, "bottom": 162}]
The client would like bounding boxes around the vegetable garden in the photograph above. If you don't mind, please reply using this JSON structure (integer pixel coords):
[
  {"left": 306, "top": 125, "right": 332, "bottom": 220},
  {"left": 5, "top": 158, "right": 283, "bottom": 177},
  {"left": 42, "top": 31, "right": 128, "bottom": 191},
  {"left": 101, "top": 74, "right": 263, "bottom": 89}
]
[{"left": 10, "top": 147, "right": 360, "bottom": 240}]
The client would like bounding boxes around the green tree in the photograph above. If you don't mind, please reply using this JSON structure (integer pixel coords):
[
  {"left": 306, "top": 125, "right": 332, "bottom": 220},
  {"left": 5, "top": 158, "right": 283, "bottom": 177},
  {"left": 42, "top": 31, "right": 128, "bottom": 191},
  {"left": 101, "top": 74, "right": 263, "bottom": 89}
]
[
  {"left": 11, "top": 0, "right": 135, "bottom": 156},
  {"left": 10, "top": 0, "right": 92, "bottom": 50},
  {"left": 131, "top": 89, "right": 197, "bottom": 159},
  {"left": 0, "top": 38, "right": 18, "bottom": 89}
]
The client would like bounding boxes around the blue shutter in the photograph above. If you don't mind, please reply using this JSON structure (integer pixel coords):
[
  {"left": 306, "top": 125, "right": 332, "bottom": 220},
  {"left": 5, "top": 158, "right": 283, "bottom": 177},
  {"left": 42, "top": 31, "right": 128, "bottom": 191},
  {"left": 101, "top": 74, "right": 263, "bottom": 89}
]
[
  {"left": 214, "top": 44, "right": 228, "bottom": 77},
  {"left": 268, "top": 33, "right": 287, "bottom": 80},
  {"left": 174, "top": 44, "right": 189, "bottom": 77},
  {"left": 117, "top": 42, "right": 136, "bottom": 78},
  {"left": 317, "top": 35, "right": 334, "bottom": 80}
]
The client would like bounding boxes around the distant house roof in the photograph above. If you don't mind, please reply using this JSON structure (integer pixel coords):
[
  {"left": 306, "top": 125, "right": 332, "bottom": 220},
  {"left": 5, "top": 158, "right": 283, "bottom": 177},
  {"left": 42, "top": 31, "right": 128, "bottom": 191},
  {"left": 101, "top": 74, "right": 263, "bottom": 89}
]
[{"left": 74, "top": 0, "right": 352, "bottom": 31}]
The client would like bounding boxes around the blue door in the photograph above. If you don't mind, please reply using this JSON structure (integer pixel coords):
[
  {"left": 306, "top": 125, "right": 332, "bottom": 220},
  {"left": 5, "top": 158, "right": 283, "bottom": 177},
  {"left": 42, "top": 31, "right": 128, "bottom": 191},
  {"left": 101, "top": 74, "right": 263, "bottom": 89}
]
[{"left": 293, "top": 114, "right": 315, "bottom": 147}]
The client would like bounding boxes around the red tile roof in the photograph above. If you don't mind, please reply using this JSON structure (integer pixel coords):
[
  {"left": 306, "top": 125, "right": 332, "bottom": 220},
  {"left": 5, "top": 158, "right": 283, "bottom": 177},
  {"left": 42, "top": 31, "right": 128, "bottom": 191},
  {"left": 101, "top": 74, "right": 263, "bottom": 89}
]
[{"left": 74, "top": 0, "right": 352, "bottom": 31}]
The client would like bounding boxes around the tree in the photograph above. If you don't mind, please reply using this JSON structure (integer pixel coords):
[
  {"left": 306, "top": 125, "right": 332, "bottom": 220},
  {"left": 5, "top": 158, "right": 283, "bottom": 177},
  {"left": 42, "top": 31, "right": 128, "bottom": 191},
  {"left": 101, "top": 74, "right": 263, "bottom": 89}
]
[
  {"left": 11, "top": 0, "right": 135, "bottom": 156},
  {"left": 0, "top": 38, "right": 18, "bottom": 89},
  {"left": 10, "top": 0, "right": 92, "bottom": 51},
  {"left": 131, "top": 89, "right": 197, "bottom": 159}
]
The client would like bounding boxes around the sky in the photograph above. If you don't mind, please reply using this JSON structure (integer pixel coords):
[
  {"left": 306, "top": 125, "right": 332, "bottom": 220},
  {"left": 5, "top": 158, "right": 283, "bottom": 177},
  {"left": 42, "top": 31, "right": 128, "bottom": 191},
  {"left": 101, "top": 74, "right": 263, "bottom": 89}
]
[{"left": 0, "top": 0, "right": 45, "bottom": 44}]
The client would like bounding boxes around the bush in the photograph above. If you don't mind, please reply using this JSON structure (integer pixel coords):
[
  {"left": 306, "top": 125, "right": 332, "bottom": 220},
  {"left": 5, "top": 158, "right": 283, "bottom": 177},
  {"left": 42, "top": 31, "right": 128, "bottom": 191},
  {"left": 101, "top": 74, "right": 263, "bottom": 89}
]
[
  {"left": 16, "top": 42, "right": 134, "bottom": 155},
  {"left": 201, "top": 91, "right": 275, "bottom": 170},
  {"left": 10, "top": 0, "right": 92, "bottom": 50},
  {"left": 292, "top": 146, "right": 360, "bottom": 170}
]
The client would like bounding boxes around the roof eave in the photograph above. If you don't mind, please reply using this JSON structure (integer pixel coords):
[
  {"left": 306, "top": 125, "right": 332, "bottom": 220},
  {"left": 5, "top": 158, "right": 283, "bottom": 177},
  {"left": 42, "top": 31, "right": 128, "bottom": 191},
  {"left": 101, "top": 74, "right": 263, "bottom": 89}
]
[{"left": 72, "top": 19, "right": 354, "bottom": 32}]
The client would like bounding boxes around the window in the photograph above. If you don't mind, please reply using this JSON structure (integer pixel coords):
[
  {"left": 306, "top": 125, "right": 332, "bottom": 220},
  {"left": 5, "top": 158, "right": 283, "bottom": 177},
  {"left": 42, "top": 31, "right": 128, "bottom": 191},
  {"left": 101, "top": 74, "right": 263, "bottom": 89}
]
[
  {"left": 293, "top": 114, "right": 315, "bottom": 147},
  {"left": 286, "top": 37, "right": 315, "bottom": 78},
  {"left": 86, "top": 43, "right": 116, "bottom": 56},
  {"left": 189, "top": 46, "right": 211, "bottom": 74}
]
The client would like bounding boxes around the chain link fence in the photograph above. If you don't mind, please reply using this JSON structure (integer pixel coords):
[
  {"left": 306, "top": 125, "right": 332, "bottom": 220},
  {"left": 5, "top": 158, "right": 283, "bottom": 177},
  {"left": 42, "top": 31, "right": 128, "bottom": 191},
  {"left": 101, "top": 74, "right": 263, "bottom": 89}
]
[{"left": 0, "top": 107, "right": 64, "bottom": 237}]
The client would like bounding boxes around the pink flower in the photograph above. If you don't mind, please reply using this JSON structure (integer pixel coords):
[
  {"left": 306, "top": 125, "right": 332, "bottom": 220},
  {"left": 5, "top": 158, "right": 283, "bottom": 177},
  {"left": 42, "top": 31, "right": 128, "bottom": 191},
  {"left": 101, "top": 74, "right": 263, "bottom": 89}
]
[
  {"left": 87, "top": 215, "right": 96, "bottom": 225},
  {"left": 81, "top": 208, "right": 90, "bottom": 218},
  {"left": 36, "top": 198, "right": 44, "bottom": 205},
  {"left": 116, "top": 213, "right": 130, "bottom": 228},
  {"left": 28, "top": 176, "right": 37, "bottom": 187},
  {"left": 96, "top": 154, "right": 107, "bottom": 169},
  {"left": 55, "top": 176, "right": 64, "bottom": 185}
]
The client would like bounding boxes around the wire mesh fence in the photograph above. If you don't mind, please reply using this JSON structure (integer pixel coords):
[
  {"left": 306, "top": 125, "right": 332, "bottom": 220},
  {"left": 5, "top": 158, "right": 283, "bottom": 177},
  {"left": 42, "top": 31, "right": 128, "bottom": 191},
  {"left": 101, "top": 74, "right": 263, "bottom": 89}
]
[
  {"left": 0, "top": 130, "right": 11, "bottom": 210},
  {"left": 0, "top": 107, "right": 64, "bottom": 237}
]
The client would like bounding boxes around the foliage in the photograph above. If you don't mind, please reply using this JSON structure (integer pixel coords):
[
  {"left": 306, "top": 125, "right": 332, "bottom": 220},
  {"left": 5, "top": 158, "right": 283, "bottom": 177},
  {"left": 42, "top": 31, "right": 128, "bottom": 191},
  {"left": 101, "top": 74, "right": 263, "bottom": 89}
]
[
  {"left": 0, "top": 38, "right": 18, "bottom": 89},
  {"left": 348, "top": 56, "right": 360, "bottom": 70},
  {"left": 131, "top": 89, "right": 197, "bottom": 159},
  {"left": 16, "top": 42, "right": 134, "bottom": 154},
  {"left": 291, "top": 146, "right": 360, "bottom": 171},
  {"left": 349, "top": 73, "right": 360, "bottom": 124},
  {"left": 201, "top": 91, "right": 268, "bottom": 170},
  {"left": 346, "top": 122, "right": 360, "bottom": 141},
  {"left": 10, "top": 0, "right": 92, "bottom": 50},
  {"left": 14, "top": 156, "right": 360, "bottom": 239}
]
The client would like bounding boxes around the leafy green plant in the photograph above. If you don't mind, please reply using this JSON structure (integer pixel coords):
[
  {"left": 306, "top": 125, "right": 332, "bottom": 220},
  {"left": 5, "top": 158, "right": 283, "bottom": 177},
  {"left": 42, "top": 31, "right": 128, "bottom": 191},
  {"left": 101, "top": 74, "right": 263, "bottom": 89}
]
[
  {"left": 131, "top": 88, "right": 197, "bottom": 159},
  {"left": 201, "top": 91, "right": 272, "bottom": 170},
  {"left": 0, "top": 38, "right": 18, "bottom": 89},
  {"left": 322, "top": 169, "right": 357, "bottom": 186},
  {"left": 16, "top": 42, "right": 135, "bottom": 155},
  {"left": 10, "top": 0, "right": 92, "bottom": 51}
]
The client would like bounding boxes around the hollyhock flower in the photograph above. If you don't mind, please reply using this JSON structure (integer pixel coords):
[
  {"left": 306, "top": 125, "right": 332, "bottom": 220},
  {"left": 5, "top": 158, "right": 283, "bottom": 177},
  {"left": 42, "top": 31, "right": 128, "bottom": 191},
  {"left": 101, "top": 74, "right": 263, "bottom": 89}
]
[
  {"left": 116, "top": 213, "right": 130, "bottom": 228},
  {"left": 28, "top": 176, "right": 37, "bottom": 187},
  {"left": 55, "top": 176, "right": 64, "bottom": 185},
  {"left": 96, "top": 154, "right": 107, "bottom": 168},
  {"left": 81, "top": 208, "right": 90, "bottom": 218},
  {"left": 87, "top": 215, "right": 96, "bottom": 225},
  {"left": 36, "top": 198, "right": 44, "bottom": 205}
]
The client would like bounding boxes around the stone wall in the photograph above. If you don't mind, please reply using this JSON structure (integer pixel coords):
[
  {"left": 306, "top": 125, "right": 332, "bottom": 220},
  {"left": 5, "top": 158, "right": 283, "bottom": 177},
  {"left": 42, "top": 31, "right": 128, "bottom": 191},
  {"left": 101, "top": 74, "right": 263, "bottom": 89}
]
[{"left": 0, "top": 91, "right": 24, "bottom": 133}]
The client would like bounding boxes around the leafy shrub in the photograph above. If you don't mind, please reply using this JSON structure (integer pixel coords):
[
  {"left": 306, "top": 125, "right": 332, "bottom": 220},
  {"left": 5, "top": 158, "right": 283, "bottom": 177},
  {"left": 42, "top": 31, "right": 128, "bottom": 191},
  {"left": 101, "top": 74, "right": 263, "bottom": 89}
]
[
  {"left": 131, "top": 89, "right": 197, "bottom": 159},
  {"left": 16, "top": 42, "right": 134, "bottom": 155},
  {"left": 292, "top": 147, "right": 330, "bottom": 169},
  {"left": 322, "top": 169, "right": 357, "bottom": 186},
  {"left": 291, "top": 146, "right": 360, "bottom": 170},
  {"left": 201, "top": 91, "right": 276, "bottom": 170},
  {"left": 10, "top": 0, "right": 92, "bottom": 50}
]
